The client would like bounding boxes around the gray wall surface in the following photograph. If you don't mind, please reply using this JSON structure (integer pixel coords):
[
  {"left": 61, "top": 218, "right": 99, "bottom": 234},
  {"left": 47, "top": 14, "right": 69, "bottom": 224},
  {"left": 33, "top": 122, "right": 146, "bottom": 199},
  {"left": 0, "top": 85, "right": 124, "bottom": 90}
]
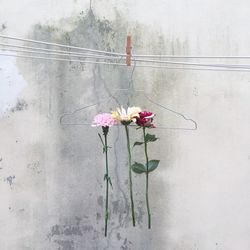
[{"left": 1, "top": 1, "right": 250, "bottom": 249}]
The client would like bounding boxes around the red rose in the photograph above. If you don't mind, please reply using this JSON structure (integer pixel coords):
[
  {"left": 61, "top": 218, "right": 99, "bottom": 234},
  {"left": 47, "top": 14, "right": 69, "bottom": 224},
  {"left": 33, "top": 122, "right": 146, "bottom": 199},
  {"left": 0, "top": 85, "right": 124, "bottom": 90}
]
[{"left": 136, "top": 111, "right": 155, "bottom": 127}]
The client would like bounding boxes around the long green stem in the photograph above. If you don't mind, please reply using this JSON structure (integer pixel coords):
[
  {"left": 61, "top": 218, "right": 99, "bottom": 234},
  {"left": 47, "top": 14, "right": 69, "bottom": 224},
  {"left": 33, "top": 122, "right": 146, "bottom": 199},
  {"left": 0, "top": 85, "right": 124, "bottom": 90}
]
[
  {"left": 125, "top": 124, "right": 136, "bottom": 226},
  {"left": 143, "top": 127, "right": 151, "bottom": 229},
  {"left": 104, "top": 129, "right": 109, "bottom": 237}
]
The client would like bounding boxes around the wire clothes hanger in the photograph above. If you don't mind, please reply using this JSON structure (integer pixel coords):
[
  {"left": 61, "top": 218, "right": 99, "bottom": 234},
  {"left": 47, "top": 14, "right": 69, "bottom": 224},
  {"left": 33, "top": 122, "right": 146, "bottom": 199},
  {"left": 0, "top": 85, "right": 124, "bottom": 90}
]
[{"left": 60, "top": 61, "right": 198, "bottom": 131}]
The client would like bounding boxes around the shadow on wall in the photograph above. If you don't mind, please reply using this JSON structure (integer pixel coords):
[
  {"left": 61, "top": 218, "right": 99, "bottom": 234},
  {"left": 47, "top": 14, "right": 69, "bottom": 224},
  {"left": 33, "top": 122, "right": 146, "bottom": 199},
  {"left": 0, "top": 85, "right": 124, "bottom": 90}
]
[{"left": 15, "top": 8, "right": 189, "bottom": 250}]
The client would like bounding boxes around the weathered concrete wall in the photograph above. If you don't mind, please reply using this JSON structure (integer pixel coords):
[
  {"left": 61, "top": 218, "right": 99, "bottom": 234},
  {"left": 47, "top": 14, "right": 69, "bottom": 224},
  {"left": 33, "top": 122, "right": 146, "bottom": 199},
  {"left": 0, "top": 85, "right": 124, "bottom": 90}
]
[{"left": 1, "top": 1, "right": 250, "bottom": 249}]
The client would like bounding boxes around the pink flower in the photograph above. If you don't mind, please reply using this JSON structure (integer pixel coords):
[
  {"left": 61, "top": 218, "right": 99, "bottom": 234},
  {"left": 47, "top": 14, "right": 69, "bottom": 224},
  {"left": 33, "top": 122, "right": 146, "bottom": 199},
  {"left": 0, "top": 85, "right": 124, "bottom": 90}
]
[
  {"left": 136, "top": 111, "right": 155, "bottom": 128},
  {"left": 92, "top": 113, "right": 117, "bottom": 127}
]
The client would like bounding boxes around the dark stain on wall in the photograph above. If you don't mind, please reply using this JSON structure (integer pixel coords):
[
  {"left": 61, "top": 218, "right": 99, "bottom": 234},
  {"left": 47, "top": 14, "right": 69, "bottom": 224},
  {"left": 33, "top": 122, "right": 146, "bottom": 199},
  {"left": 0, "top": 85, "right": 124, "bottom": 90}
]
[
  {"left": 48, "top": 218, "right": 83, "bottom": 239},
  {"left": 5, "top": 175, "right": 15, "bottom": 186},
  {"left": 54, "top": 239, "right": 74, "bottom": 250},
  {"left": 16, "top": 7, "right": 189, "bottom": 250},
  {"left": 11, "top": 99, "right": 28, "bottom": 112}
]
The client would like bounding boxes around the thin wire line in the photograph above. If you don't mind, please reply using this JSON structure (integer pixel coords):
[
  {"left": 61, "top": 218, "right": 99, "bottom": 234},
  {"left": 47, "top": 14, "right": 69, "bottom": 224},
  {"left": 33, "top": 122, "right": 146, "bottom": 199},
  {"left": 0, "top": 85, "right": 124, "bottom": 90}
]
[
  {"left": 135, "top": 63, "right": 250, "bottom": 72},
  {"left": 1, "top": 52, "right": 250, "bottom": 72},
  {"left": 0, "top": 34, "right": 126, "bottom": 56},
  {"left": 3, "top": 45, "right": 249, "bottom": 69},
  {"left": 1, "top": 43, "right": 250, "bottom": 69},
  {"left": 132, "top": 54, "right": 250, "bottom": 59},
  {"left": 132, "top": 58, "right": 250, "bottom": 69},
  {"left": 0, "top": 42, "right": 125, "bottom": 58},
  {"left": 4, "top": 34, "right": 250, "bottom": 60},
  {"left": 0, "top": 53, "right": 127, "bottom": 66},
  {"left": 0, "top": 47, "right": 125, "bottom": 61}
]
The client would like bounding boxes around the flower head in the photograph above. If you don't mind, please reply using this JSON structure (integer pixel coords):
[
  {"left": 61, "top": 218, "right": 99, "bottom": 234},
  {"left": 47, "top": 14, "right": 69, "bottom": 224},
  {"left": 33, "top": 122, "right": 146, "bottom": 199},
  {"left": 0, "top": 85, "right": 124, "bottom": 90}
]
[
  {"left": 111, "top": 106, "right": 141, "bottom": 124},
  {"left": 92, "top": 113, "right": 117, "bottom": 127},
  {"left": 136, "top": 111, "right": 155, "bottom": 128}
]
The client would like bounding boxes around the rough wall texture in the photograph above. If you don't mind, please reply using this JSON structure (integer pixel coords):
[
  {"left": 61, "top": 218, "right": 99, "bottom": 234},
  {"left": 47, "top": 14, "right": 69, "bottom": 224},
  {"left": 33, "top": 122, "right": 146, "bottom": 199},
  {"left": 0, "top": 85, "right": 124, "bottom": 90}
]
[{"left": 1, "top": 1, "right": 250, "bottom": 250}]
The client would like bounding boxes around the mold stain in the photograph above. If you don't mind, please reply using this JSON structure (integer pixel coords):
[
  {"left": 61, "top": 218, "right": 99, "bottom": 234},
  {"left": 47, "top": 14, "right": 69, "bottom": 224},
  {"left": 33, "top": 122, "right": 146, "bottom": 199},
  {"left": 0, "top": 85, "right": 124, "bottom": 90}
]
[
  {"left": 54, "top": 239, "right": 74, "bottom": 250},
  {"left": 5, "top": 175, "right": 15, "bottom": 186},
  {"left": 27, "top": 161, "right": 41, "bottom": 174},
  {"left": 11, "top": 99, "right": 28, "bottom": 112},
  {"left": 16, "top": 8, "right": 188, "bottom": 249},
  {"left": 1, "top": 23, "right": 7, "bottom": 30},
  {"left": 49, "top": 222, "right": 83, "bottom": 238},
  {"left": 120, "top": 238, "right": 132, "bottom": 250},
  {"left": 97, "top": 196, "right": 103, "bottom": 207}
]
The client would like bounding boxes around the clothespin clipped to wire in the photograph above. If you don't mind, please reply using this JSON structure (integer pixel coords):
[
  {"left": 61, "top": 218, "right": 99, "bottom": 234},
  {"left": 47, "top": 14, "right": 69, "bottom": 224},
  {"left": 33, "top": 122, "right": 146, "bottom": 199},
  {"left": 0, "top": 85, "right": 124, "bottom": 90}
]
[{"left": 126, "top": 35, "right": 132, "bottom": 66}]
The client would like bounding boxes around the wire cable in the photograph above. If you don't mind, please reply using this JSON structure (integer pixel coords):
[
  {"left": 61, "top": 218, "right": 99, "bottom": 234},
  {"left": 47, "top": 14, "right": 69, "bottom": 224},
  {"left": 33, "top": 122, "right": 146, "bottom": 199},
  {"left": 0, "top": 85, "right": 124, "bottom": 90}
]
[
  {"left": 0, "top": 42, "right": 126, "bottom": 58},
  {"left": 2, "top": 34, "right": 250, "bottom": 60},
  {"left": 132, "top": 54, "right": 250, "bottom": 59},
  {"left": 1, "top": 47, "right": 250, "bottom": 70},
  {"left": 1, "top": 52, "right": 250, "bottom": 72},
  {"left": 132, "top": 58, "right": 250, "bottom": 69},
  {"left": 0, "top": 34, "right": 125, "bottom": 56},
  {"left": 0, "top": 52, "right": 127, "bottom": 66},
  {"left": 0, "top": 47, "right": 125, "bottom": 61}
]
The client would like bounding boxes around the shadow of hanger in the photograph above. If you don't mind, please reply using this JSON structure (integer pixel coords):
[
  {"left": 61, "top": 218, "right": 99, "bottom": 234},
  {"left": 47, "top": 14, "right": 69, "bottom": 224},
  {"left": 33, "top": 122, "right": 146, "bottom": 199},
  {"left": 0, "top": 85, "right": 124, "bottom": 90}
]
[{"left": 60, "top": 62, "right": 198, "bottom": 130}]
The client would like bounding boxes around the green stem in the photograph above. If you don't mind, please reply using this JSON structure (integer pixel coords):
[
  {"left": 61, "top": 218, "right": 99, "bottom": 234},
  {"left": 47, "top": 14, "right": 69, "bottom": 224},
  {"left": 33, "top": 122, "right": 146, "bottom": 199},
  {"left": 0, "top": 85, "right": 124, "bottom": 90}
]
[
  {"left": 104, "top": 129, "right": 109, "bottom": 237},
  {"left": 125, "top": 124, "right": 136, "bottom": 227},
  {"left": 143, "top": 127, "right": 151, "bottom": 229}
]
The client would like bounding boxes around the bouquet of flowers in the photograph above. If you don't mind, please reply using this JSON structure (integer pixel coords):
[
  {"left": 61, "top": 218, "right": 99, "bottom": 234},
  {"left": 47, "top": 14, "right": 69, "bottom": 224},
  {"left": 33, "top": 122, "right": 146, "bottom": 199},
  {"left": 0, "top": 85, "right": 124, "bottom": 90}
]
[{"left": 92, "top": 106, "right": 160, "bottom": 236}]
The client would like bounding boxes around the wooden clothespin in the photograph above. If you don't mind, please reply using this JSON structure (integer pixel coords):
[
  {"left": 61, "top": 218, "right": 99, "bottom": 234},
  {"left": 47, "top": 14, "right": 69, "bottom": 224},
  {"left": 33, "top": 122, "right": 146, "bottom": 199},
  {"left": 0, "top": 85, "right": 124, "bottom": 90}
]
[{"left": 126, "top": 35, "right": 132, "bottom": 66}]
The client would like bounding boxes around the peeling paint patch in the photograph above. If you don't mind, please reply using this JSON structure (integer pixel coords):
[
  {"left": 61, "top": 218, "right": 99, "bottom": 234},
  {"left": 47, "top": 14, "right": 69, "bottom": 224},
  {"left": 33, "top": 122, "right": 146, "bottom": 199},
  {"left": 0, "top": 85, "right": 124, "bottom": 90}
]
[
  {"left": 48, "top": 217, "right": 85, "bottom": 240},
  {"left": 117, "top": 232, "right": 121, "bottom": 240},
  {"left": 96, "top": 212, "right": 101, "bottom": 221},
  {"left": 97, "top": 196, "right": 103, "bottom": 207},
  {"left": 49, "top": 223, "right": 83, "bottom": 237},
  {"left": 112, "top": 200, "right": 119, "bottom": 214},
  {"left": 82, "top": 225, "right": 93, "bottom": 232},
  {"left": 136, "top": 206, "right": 145, "bottom": 226},
  {"left": 1, "top": 23, "right": 7, "bottom": 30},
  {"left": 27, "top": 161, "right": 41, "bottom": 174},
  {"left": 11, "top": 99, "right": 28, "bottom": 112},
  {"left": 5, "top": 175, "right": 15, "bottom": 186},
  {"left": 120, "top": 238, "right": 132, "bottom": 250},
  {"left": 54, "top": 239, "right": 74, "bottom": 250}
]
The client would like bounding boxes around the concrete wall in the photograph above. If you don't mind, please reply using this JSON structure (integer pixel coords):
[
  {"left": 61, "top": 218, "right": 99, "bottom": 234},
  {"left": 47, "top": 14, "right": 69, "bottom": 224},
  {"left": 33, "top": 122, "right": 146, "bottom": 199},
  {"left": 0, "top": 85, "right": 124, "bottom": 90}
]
[{"left": 1, "top": 1, "right": 250, "bottom": 249}]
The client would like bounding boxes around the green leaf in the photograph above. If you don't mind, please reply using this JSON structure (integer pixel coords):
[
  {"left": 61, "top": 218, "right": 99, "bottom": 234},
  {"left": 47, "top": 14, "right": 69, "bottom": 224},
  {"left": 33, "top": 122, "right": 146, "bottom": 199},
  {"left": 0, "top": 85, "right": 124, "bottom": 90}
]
[
  {"left": 104, "top": 175, "right": 113, "bottom": 188},
  {"left": 105, "top": 210, "right": 109, "bottom": 219},
  {"left": 102, "top": 145, "right": 111, "bottom": 153},
  {"left": 131, "top": 162, "right": 146, "bottom": 174},
  {"left": 147, "top": 160, "right": 160, "bottom": 172},
  {"left": 133, "top": 141, "right": 144, "bottom": 147},
  {"left": 145, "top": 133, "right": 158, "bottom": 143},
  {"left": 98, "top": 133, "right": 105, "bottom": 146},
  {"left": 108, "top": 177, "right": 113, "bottom": 188}
]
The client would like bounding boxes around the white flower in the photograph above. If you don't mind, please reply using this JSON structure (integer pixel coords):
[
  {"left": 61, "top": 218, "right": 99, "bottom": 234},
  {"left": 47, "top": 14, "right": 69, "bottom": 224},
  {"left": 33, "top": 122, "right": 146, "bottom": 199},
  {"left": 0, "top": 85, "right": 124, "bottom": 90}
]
[{"left": 111, "top": 106, "right": 141, "bottom": 123}]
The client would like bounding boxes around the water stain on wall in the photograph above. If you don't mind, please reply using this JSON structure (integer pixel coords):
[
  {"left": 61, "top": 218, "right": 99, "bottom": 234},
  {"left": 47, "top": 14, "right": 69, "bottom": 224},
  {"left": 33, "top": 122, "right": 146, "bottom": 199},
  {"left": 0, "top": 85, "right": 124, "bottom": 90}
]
[
  {"left": 5, "top": 175, "right": 15, "bottom": 186},
  {"left": 54, "top": 239, "right": 74, "bottom": 250},
  {"left": 14, "top": 8, "right": 189, "bottom": 250},
  {"left": 11, "top": 99, "right": 28, "bottom": 112}
]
